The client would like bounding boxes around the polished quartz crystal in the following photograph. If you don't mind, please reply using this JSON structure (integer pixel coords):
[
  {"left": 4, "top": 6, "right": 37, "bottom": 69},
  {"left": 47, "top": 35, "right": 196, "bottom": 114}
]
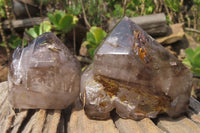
[
  {"left": 8, "top": 32, "right": 81, "bottom": 109},
  {"left": 81, "top": 17, "right": 193, "bottom": 120}
]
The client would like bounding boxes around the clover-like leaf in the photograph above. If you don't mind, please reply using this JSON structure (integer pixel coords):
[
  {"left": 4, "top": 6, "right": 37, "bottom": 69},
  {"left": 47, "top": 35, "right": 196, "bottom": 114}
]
[
  {"left": 26, "top": 26, "right": 40, "bottom": 38},
  {"left": 48, "top": 10, "right": 78, "bottom": 33},
  {"left": 39, "top": 21, "right": 52, "bottom": 35},
  {"left": 82, "top": 26, "right": 107, "bottom": 57}
]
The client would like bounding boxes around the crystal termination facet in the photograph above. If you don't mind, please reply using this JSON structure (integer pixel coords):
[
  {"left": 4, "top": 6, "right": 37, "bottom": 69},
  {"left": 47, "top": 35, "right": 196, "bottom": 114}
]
[
  {"left": 81, "top": 17, "right": 192, "bottom": 120},
  {"left": 8, "top": 32, "right": 81, "bottom": 109}
]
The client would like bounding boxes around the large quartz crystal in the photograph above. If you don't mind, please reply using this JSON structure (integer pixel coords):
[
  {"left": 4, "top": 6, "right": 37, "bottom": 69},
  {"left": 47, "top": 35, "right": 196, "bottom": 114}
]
[
  {"left": 81, "top": 17, "right": 193, "bottom": 120},
  {"left": 8, "top": 32, "right": 81, "bottom": 109}
]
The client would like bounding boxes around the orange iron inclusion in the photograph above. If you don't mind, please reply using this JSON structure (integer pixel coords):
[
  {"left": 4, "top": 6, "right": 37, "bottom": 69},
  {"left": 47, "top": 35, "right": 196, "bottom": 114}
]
[{"left": 133, "top": 30, "right": 150, "bottom": 63}]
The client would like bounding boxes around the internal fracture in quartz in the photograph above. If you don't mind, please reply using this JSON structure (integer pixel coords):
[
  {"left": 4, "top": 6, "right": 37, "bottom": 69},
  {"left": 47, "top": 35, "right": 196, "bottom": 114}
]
[
  {"left": 81, "top": 17, "right": 193, "bottom": 120},
  {"left": 8, "top": 32, "right": 81, "bottom": 109}
]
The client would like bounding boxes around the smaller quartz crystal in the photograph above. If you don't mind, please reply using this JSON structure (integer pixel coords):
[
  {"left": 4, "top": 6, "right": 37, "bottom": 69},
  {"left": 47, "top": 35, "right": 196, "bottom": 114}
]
[
  {"left": 8, "top": 32, "right": 81, "bottom": 109},
  {"left": 81, "top": 17, "right": 192, "bottom": 120}
]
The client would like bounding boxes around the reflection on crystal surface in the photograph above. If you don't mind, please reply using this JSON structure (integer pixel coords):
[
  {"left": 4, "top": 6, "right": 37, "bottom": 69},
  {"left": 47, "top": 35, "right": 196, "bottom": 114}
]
[
  {"left": 8, "top": 32, "right": 81, "bottom": 109},
  {"left": 81, "top": 17, "right": 192, "bottom": 120}
]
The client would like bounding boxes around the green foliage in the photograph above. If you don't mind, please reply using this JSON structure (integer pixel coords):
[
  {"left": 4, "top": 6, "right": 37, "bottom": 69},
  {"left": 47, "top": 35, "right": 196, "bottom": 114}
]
[
  {"left": 85, "top": 0, "right": 106, "bottom": 26},
  {"left": 183, "top": 46, "right": 200, "bottom": 77},
  {"left": 194, "top": 0, "right": 200, "bottom": 7},
  {"left": 107, "top": 0, "right": 155, "bottom": 18},
  {"left": 193, "top": 0, "right": 200, "bottom": 32},
  {"left": 66, "top": 0, "right": 82, "bottom": 15},
  {"left": 126, "top": 0, "right": 154, "bottom": 16},
  {"left": 164, "top": 0, "right": 180, "bottom": 12},
  {"left": 0, "top": 0, "right": 12, "bottom": 18},
  {"left": 83, "top": 27, "right": 107, "bottom": 57},
  {"left": 0, "top": 0, "right": 5, "bottom": 17},
  {"left": 166, "top": 16, "right": 174, "bottom": 24},
  {"left": 111, "top": 4, "right": 123, "bottom": 18},
  {"left": 47, "top": 10, "right": 78, "bottom": 33},
  {"left": 64, "top": 0, "right": 156, "bottom": 27},
  {"left": 26, "top": 21, "right": 52, "bottom": 38},
  {"left": 106, "top": 0, "right": 121, "bottom": 8},
  {"left": 0, "top": 35, "right": 27, "bottom": 49},
  {"left": 81, "top": 65, "right": 87, "bottom": 72}
]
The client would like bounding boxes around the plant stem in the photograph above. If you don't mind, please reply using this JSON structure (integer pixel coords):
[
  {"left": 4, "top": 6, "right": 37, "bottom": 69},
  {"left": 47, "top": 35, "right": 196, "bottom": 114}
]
[
  {"left": 25, "top": 3, "right": 35, "bottom": 26},
  {"left": 140, "top": 0, "right": 145, "bottom": 15},
  {"left": 162, "top": 0, "right": 172, "bottom": 21},
  {"left": 40, "top": 0, "right": 43, "bottom": 20},
  {"left": 185, "top": 28, "right": 200, "bottom": 34},
  {"left": 80, "top": 0, "right": 91, "bottom": 29},
  {"left": 178, "top": 0, "right": 184, "bottom": 23},
  {"left": 4, "top": 0, "right": 16, "bottom": 35},
  {"left": 154, "top": 0, "right": 159, "bottom": 13},
  {"left": 0, "top": 16, "right": 10, "bottom": 59},
  {"left": 192, "top": 5, "right": 198, "bottom": 30},
  {"left": 123, "top": 0, "right": 127, "bottom": 17},
  {"left": 186, "top": 14, "right": 191, "bottom": 28},
  {"left": 158, "top": 0, "right": 163, "bottom": 12}
]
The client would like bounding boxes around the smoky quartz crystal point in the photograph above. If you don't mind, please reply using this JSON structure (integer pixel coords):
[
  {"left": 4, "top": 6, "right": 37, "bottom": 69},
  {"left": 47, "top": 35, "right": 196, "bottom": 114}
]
[
  {"left": 8, "top": 32, "right": 81, "bottom": 109},
  {"left": 81, "top": 17, "right": 192, "bottom": 120}
]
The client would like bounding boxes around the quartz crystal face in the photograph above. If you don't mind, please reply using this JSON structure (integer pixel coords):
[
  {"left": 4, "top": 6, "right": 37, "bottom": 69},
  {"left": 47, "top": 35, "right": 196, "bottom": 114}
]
[
  {"left": 81, "top": 17, "right": 193, "bottom": 120},
  {"left": 8, "top": 32, "right": 81, "bottom": 109}
]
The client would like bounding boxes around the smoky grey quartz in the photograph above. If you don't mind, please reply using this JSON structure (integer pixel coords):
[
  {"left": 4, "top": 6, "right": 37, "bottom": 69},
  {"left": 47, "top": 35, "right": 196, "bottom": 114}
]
[
  {"left": 81, "top": 17, "right": 192, "bottom": 120},
  {"left": 8, "top": 32, "right": 81, "bottom": 109}
]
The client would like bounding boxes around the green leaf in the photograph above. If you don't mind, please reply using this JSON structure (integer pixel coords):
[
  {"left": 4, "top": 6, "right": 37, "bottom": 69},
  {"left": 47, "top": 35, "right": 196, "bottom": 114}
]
[
  {"left": 26, "top": 27, "right": 38, "bottom": 38},
  {"left": 8, "top": 35, "right": 22, "bottom": 49},
  {"left": 111, "top": 4, "right": 123, "bottom": 18},
  {"left": 22, "top": 38, "right": 28, "bottom": 47},
  {"left": 59, "top": 15, "right": 73, "bottom": 32},
  {"left": 39, "top": 21, "right": 52, "bottom": 35},
  {"left": 164, "top": 0, "right": 180, "bottom": 12},
  {"left": 81, "top": 65, "right": 87, "bottom": 72},
  {"left": 34, "top": 25, "right": 40, "bottom": 35},
  {"left": 192, "top": 67, "right": 200, "bottom": 77},
  {"left": 93, "top": 27, "right": 107, "bottom": 45},
  {"left": 66, "top": 3, "right": 82, "bottom": 15},
  {"left": 0, "top": 35, "right": 24, "bottom": 49},
  {"left": 182, "top": 58, "right": 192, "bottom": 68},
  {"left": 9, "top": 35, "right": 18, "bottom": 41},
  {"left": 86, "top": 32, "right": 96, "bottom": 45},
  {"left": 185, "top": 48, "right": 195, "bottom": 62},
  {"left": 82, "top": 26, "right": 107, "bottom": 58},
  {"left": 9, "top": 39, "right": 21, "bottom": 49},
  {"left": 0, "top": 8, "right": 5, "bottom": 18},
  {"left": 0, "top": 42, "right": 5, "bottom": 47},
  {"left": 88, "top": 47, "right": 96, "bottom": 57},
  {"left": 192, "top": 49, "right": 200, "bottom": 68},
  {"left": 54, "top": 14, "right": 62, "bottom": 25},
  {"left": 183, "top": 46, "right": 200, "bottom": 77},
  {"left": 26, "top": 21, "right": 51, "bottom": 39},
  {"left": 48, "top": 13, "right": 56, "bottom": 25},
  {"left": 48, "top": 11, "right": 62, "bottom": 26},
  {"left": 194, "top": 46, "right": 200, "bottom": 53},
  {"left": 147, "top": 6, "right": 153, "bottom": 13},
  {"left": 58, "top": 14, "right": 78, "bottom": 33},
  {"left": 48, "top": 10, "right": 78, "bottom": 33},
  {"left": 55, "top": 10, "right": 65, "bottom": 18}
]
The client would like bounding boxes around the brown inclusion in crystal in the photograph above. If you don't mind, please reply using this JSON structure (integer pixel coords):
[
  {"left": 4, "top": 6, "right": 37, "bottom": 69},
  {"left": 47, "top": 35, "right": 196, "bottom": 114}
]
[
  {"left": 88, "top": 73, "right": 172, "bottom": 120},
  {"left": 81, "top": 17, "right": 192, "bottom": 120}
]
